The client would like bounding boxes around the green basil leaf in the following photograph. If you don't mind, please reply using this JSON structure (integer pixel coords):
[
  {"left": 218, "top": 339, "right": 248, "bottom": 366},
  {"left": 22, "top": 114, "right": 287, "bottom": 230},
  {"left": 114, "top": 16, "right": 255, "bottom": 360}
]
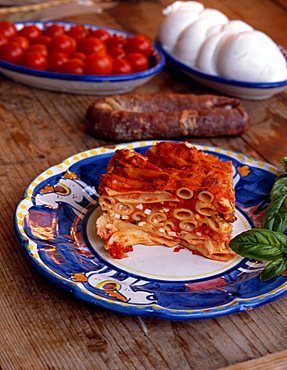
[
  {"left": 231, "top": 156, "right": 287, "bottom": 281},
  {"left": 260, "top": 259, "right": 287, "bottom": 281},
  {"left": 262, "top": 195, "right": 287, "bottom": 233},
  {"left": 230, "top": 229, "right": 287, "bottom": 260},
  {"left": 261, "top": 160, "right": 287, "bottom": 233},
  {"left": 269, "top": 177, "right": 287, "bottom": 202}
]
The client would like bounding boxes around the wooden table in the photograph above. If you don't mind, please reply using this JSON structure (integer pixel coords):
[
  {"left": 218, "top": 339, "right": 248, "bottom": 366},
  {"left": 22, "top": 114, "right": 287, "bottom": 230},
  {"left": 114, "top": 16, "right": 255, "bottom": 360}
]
[{"left": 1, "top": 1, "right": 287, "bottom": 369}]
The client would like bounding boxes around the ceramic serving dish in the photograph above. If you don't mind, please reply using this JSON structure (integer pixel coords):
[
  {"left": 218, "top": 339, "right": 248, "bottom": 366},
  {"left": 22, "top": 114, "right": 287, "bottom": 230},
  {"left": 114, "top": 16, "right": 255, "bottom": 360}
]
[
  {"left": 0, "top": 21, "right": 165, "bottom": 95},
  {"left": 14, "top": 141, "right": 287, "bottom": 319},
  {"left": 161, "top": 46, "right": 287, "bottom": 100}
]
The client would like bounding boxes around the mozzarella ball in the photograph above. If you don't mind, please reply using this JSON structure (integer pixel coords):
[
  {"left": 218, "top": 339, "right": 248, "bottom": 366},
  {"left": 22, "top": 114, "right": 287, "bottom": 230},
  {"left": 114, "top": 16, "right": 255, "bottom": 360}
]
[
  {"left": 196, "top": 20, "right": 253, "bottom": 74},
  {"left": 196, "top": 32, "right": 226, "bottom": 74},
  {"left": 221, "top": 20, "right": 253, "bottom": 33},
  {"left": 206, "top": 24, "right": 224, "bottom": 38},
  {"left": 158, "top": 1, "right": 204, "bottom": 52},
  {"left": 173, "top": 12, "right": 228, "bottom": 64},
  {"left": 215, "top": 30, "right": 287, "bottom": 82},
  {"left": 199, "top": 8, "right": 229, "bottom": 22},
  {"left": 162, "top": 1, "right": 204, "bottom": 15}
]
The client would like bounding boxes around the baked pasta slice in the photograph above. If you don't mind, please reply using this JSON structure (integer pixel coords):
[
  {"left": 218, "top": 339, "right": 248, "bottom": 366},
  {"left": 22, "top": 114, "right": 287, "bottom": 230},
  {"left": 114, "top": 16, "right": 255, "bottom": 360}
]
[{"left": 96, "top": 142, "right": 236, "bottom": 261}]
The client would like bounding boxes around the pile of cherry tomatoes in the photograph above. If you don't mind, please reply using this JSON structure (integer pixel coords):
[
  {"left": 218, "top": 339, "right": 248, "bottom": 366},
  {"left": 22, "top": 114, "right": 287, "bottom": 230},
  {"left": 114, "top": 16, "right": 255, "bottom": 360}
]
[{"left": 0, "top": 21, "right": 154, "bottom": 75}]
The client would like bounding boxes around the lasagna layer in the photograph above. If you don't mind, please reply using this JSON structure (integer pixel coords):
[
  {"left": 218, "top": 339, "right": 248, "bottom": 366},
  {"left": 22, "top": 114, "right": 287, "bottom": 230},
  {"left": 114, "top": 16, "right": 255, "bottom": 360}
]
[{"left": 97, "top": 142, "right": 236, "bottom": 261}]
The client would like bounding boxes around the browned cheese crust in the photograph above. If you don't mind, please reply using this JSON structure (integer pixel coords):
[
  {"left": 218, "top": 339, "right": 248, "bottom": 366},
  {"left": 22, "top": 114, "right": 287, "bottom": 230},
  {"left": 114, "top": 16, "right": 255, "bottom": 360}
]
[{"left": 86, "top": 93, "right": 250, "bottom": 141}]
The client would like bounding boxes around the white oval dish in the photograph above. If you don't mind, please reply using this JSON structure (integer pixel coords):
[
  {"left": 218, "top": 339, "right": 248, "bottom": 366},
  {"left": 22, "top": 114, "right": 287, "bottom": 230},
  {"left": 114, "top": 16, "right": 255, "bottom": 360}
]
[
  {"left": 0, "top": 21, "right": 165, "bottom": 95},
  {"left": 161, "top": 45, "right": 287, "bottom": 100}
]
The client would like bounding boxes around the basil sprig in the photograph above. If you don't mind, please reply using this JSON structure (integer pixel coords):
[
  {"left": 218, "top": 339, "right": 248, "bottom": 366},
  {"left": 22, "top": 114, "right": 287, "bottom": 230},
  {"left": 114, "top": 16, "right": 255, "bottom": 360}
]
[
  {"left": 260, "top": 259, "right": 287, "bottom": 281},
  {"left": 230, "top": 158, "right": 287, "bottom": 281},
  {"left": 262, "top": 157, "right": 287, "bottom": 233},
  {"left": 230, "top": 229, "right": 287, "bottom": 280}
]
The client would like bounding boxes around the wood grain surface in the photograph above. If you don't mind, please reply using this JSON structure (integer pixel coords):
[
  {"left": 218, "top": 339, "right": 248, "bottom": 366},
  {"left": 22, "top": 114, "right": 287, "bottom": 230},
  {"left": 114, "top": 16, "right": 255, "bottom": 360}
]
[
  {"left": 221, "top": 349, "right": 287, "bottom": 370},
  {"left": 0, "top": 1, "right": 287, "bottom": 369}
]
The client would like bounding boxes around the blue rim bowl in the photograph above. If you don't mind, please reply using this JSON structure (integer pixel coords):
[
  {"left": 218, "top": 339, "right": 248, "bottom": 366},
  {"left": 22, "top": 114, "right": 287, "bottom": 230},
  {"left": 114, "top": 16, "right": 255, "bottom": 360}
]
[
  {"left": 160, "top": 43, "right": 287, "bottom": 90},
  {"left": 0, "top": 21, "right": 165, "bottom": 83}
]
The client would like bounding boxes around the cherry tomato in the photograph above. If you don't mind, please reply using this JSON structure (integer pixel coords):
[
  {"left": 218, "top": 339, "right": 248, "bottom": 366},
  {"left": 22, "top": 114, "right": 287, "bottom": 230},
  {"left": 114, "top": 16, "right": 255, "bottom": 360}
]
[
  {"left": 19, "top": 25, "right": 41, "bottom": 41},
  {"left": 112, "top": 59, "right": 132, "bottom": 75},
  {"left": 49, "top": 35, "right": 76, "bottom": 55},
  {"left": 0, "top": 22, "right": 17, "bottom": 39},
  {"left": 78, "top": 37, "right": 106, "bottom": 55},
  {"left": 0, "top": 42, "right": 24, "bottom": 64},
  {"left": 106, "top": 35, "right": 126, "bottom": 50},
  {"left": 66, "top": 25, "right": 86, "bottom": 42},
  {"left": 84, "top": 53, "right": 113, "bottom": 75},
  {"left": 48, "top": 52, "right": 68, "bottom": 72},
  {"left": 61, "top": 58, "right": 84, "bottom": 74},
  {"left": 90, "top": 29, "right": 111, "bottom": 43},
  {"left": 31, "top": 35, "right": 52, "bottom": 46},
  {"left": 84, "top": 28, "right": 93, "bottom": 37},
  {"left": 69, "top": 37, "right": 77, "bottom": 52},
  {"left": 10, "top": 36, "right": 29, "bottom": 50},
  {"left": 126, "top": 52, "right": 149, "bottom": 72},
  {"left": 70, "top": 52, "right": 86, "bottom": 60},
  {"left": 125, "top": 35, "right": 152, "bottom": 57},
  {"left": 109, "top": 47, "right": 125, "bottom": 59},
  {"left": 44, "top": 24, "right": 64, "bottom": 38},
  {"left": 27, "top": 44, "right": 48, "bottom": 57},
  {"left": 0, "top": 33, "right": 8, "bottom": 48},
  {"left": 24, "top": 51, "right": 48, "bottom": 70}
]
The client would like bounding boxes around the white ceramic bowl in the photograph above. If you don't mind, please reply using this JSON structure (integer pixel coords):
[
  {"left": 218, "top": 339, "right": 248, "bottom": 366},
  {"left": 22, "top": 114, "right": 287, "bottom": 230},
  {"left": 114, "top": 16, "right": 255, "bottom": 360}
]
[
  {"left": 161, "top": 45, "right": 287, "bottom": 100},
  {"left": 0, "top": 21, "right": 165, "bottom": 95}
]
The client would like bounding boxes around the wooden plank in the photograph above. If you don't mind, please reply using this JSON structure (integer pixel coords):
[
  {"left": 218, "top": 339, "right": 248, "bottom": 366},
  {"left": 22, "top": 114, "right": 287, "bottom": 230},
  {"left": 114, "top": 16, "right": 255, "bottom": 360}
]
[{"left": 220, "top": 349, "right": 287, "bottom": 370}]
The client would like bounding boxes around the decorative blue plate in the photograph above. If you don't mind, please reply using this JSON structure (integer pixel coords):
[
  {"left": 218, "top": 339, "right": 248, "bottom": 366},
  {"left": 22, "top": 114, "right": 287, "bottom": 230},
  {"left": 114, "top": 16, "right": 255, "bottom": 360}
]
[{"left": 14, "top": 141, "right": 287, "bottom": 320}]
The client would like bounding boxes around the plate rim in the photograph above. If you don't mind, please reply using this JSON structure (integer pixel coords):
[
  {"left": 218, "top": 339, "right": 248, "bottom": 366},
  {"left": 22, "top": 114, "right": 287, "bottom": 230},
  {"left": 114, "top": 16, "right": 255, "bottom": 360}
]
[
  {"left": 0, "top": 21, "right": 165, "bottom": 82},
  {"left": 14, "top": 140, "right": 287, "bottom": 320}
]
